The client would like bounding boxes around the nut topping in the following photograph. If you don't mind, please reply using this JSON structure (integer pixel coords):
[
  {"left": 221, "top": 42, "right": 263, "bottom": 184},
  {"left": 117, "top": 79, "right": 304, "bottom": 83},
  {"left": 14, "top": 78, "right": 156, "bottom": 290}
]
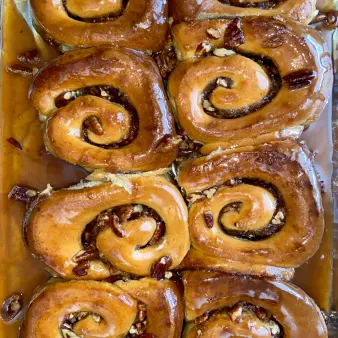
[
  {"left": 150, "top": 256, "right": 172, "bottom": 280},
  {"left": 61, "top": 328, "right": 81, "bottom": 338},
  {"left": 8, "top": 185, "right": 37, "bottom": 203},
  {"left": 7, "top": 137, "right": 22, "bottom": 150},
  {"left": 283, "top": 69, "right": 315, "bottom": 90},
  {"left": 17, "top": 49, "right": 40, "bottom": 65},
  {"left": 72, "top": 246, "right": 99, "bottom": 263},
  {"left": 193, "top": 313, "right": 209, "bottom": 324},
  {"left": 271, "top": 210, "right": 284, "bottom": 225},
  {"left": 217, "top": 78, "right": 232, "bottom": 88},
  {"left": 72, "top": 261, "right": 90, "bottom": 276},
  {"left": 213, "top": 48, "right": 235, "bottom": 57},
  {"left": 203, "top": 211, "right": 214, "bottom": 228},
  {"left": 6, "top": 64, "right": 33, "bottom": 77},
  {"left": 230, "top": 304, "right": 243, "bottom": 323},
  {"left": 206, "top": 28, "right": 221, "bottom": 39},
  {"left": 83, "top": 116, "right": 104, "bottom": 136},
  {"left": 224, "top": 18, "right": 245, "bottom": 49},
  {"left": 196, "top": 42, "right": 212, "bottom": 56},
  {"left": 203, "top": 100, "right": 215, "bottom": 112},
  {"left": 1, "top": 292, "right": 23, "bottom": 322}
]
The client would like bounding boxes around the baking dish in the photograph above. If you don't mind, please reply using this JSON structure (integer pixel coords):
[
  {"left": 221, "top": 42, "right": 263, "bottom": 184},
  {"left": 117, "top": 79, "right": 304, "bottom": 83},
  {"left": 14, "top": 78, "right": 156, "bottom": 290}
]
[{"left": 0, "top": 0, "right": 337, "bottom": 336}]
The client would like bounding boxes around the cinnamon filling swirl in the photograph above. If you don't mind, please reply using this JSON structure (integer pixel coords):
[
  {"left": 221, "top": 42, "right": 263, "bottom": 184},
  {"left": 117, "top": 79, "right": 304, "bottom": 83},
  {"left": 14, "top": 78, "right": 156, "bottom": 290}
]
[
  {"left": 56, "top": 85, "right": 138, "bottom": 149},
  {"left": 82, "top": 204, "right": 165, "bottom": 249},
  {"left": 218, "top": 0, "right": 280, "bottom": 9},
  {"left": 201, "top": 57, "right": 281, "bottom": 119},
  {"left": 62, "top": 0, "right": 129, "bottom": 23},
  {"left": 216, "top": 179, "right": 285, "bottom": 240},
  {"left": 190, "top": 302, "right": 283, "bottom": 338}
]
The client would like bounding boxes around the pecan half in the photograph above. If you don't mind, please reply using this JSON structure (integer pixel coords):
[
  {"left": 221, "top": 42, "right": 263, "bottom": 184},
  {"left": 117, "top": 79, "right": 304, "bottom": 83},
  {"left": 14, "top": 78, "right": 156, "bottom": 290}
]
[
  {"left": 283, "top": 69, "right": 315, "bottom": 90},
  {"left": 17, "top": 49, "right": 40, "bottom": 65},
  {"left": 1, "top": 293, "right": 23, "bottom": 322},
  {"left": 150, "top": 256, "right": 172, "bottom": 280},
  {"left": 7, "top": 137, "right": 22, "bottom": 150},
  {"left": 203, "top": 211, "right": 214, "bottom": 228},
  {"left": 72, "top": 261, "right": 90, "bottom": 276},
  {"left": 224, "top": 18, "right": 245, "bottom": 49},
  {"left": 83, "top": 116, "right": 104, "bottom": 135},
  {"left": 6, "top": 64, "right": 33, "bottom": 77},
  {"left": 72, "top": 246, "right": 99, "bottom": 263}
]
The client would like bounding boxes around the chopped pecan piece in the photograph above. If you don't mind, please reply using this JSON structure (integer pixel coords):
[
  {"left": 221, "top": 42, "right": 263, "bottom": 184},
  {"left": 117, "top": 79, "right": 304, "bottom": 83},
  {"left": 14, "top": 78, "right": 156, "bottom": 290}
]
[
  {"left": 150, "top": 256, "right": 172, "bottom": 280},
  {"left": 83, "top": 116, "right": 104, "bottom": 136},
  {"left": 196, "top": 42, "right": 212, "bottom": 56},
  {"left": 154, "top": 54, "right": 171, "bottom": 78},
  {"left": 114, "top": 205, "right": 134, "bottom": 223},
  {"left": 206, "top": 28, "right": 221, "bottom": 39},
  {"left": 8, "top": 185, "right": 36, "bottom": 203},
  {"left": 193, "top": 312, "right": 209, "bottom": 324},
  {"left": 1, "top": 292, "right": 23, "bottom": 322},
  {"left": 203, "top": 211, "right": 214, "bottom": 228},
  {"left": 7, "top": 137, "right": 22, "bottom": 150}
]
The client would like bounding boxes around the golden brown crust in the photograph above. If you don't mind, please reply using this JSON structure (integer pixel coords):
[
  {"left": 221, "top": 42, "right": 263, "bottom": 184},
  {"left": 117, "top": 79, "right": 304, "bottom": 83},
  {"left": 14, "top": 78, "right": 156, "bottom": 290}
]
[
  {"left": 168, "top": 17, "right": 332, "bottom": 144},
  {"left": 20, "top": 278, "right": 184, "bottom": 338},
  {"left": 116, "top": 278, "right": 184, "bottom": 338},
  {"left": 170, "top": 0, "right": 316, "bottom": 24},
  {"left": 24, "top": 175, "right": 190, "bottom": 279},
  {"left": 30, "top": 47, "right": 178, "bottom": 172},
  {"left": 177, "top": 141, "right": 324, "bottom": 279},
  {"left": 30, "top": 0, "right": 168, "bottom": 52},
  {"left": 182, "top": 270, "right": 327, "bottom": 337}
]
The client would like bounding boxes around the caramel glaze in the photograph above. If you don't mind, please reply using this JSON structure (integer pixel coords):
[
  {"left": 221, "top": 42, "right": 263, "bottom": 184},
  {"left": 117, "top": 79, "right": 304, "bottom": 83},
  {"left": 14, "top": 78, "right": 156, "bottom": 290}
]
[
  {"left": 0, "top": 0, "right": 87, "bottom": 336},
  {"left": 24, "top": 176, "right": 190, "bottom": 279},
  {"left": 0, "top": 2, "right": 334, "bottom": 337},
  {"left": 177, "top": 141, "right": 323, "bottom": 280},
  {"left": 182, "top": 270, "right": 327, "bottom": 337},
  {"left": 30, "top": 0, "right": 168, "bottom": 52},
  {"left": 20, "top": 278, "right": 184, "bottom": 338},
  {"left": 170, "top": 0, "right": 316, "bottom": 24},
  {"left": 168, "top": 17, "right": 333, "bottom": 144},
  {"left": 30, "top": 47, "right": 178, "bottom": 172}
]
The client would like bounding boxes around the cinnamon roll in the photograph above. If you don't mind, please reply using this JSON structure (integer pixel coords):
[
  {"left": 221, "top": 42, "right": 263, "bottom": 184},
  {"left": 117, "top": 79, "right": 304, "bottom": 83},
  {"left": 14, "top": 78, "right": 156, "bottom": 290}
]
[
  {"left": 168, "top": 17, "right": 332, "bottom": 144},
  {"left": 24, "top": 174, "right": 190, "bottom": 279},
  {"left": 182, "top": 270, "right": 327, "bottom": 337},
  {"left": 30, "top": 47, "right": 178, "bottom": 172},
  {"left": 30, "top": 0, "right": 168, "bottom": 52},
  {"left": 20, "top": 278, "right": 184, "bottom": 337},
  {"left": 170, "top": 0, "right": 316, "bottom": 24},
  {"left": 177, "top": 141, "right": 324, "bottom": 280}
]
